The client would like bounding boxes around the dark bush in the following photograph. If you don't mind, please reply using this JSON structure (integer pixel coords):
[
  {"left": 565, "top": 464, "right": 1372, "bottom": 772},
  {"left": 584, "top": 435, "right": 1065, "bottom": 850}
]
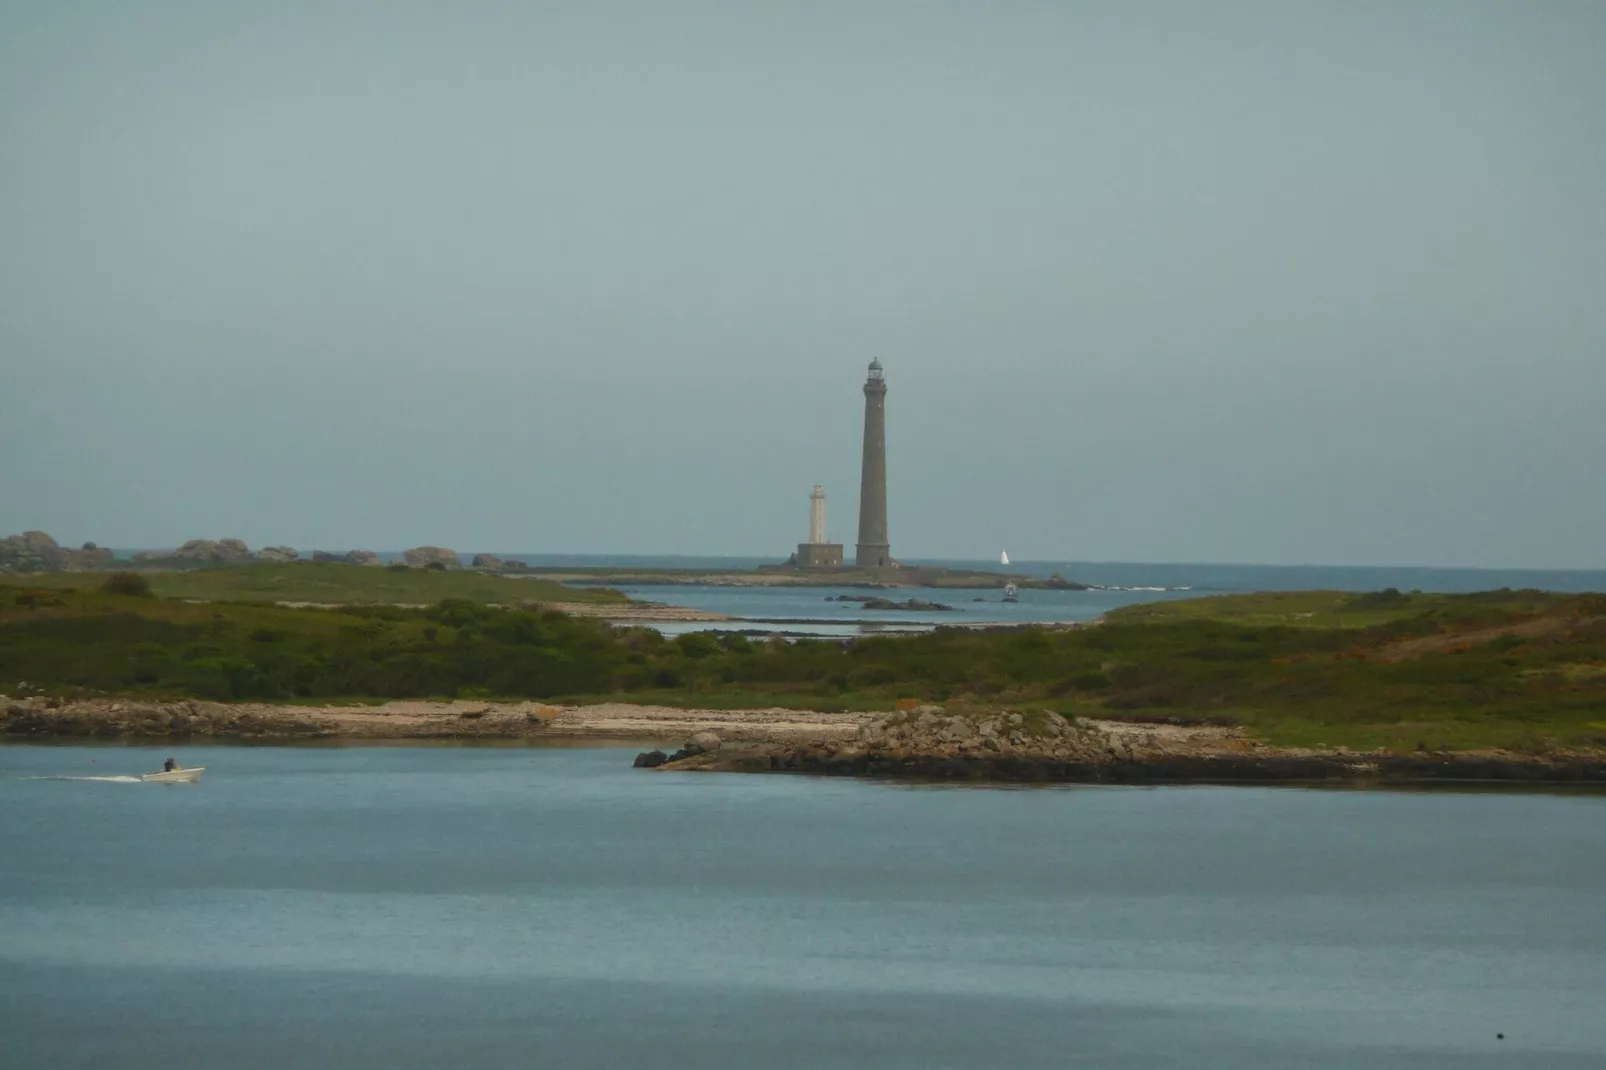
[
  {"left": 1342, "top": 588, "right": 1410, "bottom": 611},
  {"left": 1051, "top": 671, "right": 1112, "bottom": 694},
  {"left": 100, "top": 572, "right": 153, "bottom": 598},
  {"left": 675, "top": 633, "right": 720, "bottom": 659}
]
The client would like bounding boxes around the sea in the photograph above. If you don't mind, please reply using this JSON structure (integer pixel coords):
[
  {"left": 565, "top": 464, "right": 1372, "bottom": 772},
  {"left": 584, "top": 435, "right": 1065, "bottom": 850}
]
[
  {"left": 2, "top": 743, "right": 1603, "bottom": 1069},
  {"left": 494, "top": 554, "right": 1606, "bottom": 596},
  {"left": 496, "top": 556, "right": 1606, "bottom": 637},
  {"left": 110, "top": 551, "right": 1606, "bottom": 637}
]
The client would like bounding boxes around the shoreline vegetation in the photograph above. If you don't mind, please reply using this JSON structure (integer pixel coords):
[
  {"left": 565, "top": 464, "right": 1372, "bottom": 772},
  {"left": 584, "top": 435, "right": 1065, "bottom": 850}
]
[
  {"left": 10, "top": 561, "right": 634, "bottom": 608},
  {"left": 0, "top": 529, "right": 1086, "bottom": 591},
  {"left": 3, "top": 565, "right": 1605, "bottom": 784}
]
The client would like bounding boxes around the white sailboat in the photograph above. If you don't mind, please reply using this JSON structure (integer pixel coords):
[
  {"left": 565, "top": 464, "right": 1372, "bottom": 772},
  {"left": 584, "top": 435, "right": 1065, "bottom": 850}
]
[{"left": 1000, "top": 550, "right": 1010, "bottom": 566}]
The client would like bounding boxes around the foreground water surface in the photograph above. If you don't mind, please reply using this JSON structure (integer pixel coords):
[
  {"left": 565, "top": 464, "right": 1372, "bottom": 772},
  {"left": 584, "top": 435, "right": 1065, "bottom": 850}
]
[{"left": 2, "top": 744, "right": 1603, "bottom": 1069}]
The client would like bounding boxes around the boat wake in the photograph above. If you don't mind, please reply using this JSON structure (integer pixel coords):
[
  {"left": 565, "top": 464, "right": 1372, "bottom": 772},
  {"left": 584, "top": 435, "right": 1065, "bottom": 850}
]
[{"left": 20, "top": 775, "right": 143, "bottom": 783}]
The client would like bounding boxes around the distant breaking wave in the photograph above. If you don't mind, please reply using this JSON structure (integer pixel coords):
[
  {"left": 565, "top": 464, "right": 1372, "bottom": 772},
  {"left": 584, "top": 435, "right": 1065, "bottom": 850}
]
[{"left": 19, "top": 771, "right": 141, "bottom": 780}]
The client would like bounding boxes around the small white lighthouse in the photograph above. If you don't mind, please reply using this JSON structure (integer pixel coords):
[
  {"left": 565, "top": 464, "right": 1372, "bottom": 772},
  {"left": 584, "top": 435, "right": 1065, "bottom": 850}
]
[
  {"left": 809, "top": 484, "right": 827, "bottom": 545},
  {"left": 795, "top": 484, "right": 844, "bottom": 568}
]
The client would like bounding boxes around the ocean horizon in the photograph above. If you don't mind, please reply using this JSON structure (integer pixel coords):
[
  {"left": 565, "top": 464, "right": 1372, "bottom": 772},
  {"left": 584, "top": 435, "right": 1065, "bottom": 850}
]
[{"left": 105, "top": 552, "right": 1606, "bottom": 595}]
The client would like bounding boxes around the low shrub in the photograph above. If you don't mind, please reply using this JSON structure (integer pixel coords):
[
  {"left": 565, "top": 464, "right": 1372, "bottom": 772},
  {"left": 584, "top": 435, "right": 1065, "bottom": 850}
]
[{"left": 99, "top": 572, "right": 154, "bottom": 597}]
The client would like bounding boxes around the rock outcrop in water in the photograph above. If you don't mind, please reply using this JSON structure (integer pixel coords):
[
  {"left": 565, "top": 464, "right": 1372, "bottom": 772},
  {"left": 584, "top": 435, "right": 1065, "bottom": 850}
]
[
  {"left": 829, "top": 595, "right": 954, "bottom": 612},
  {"left": 635, "top": 730, "right": 724, "bottom": 768},
  {"left": 864, "top": 597, "right": 954, "bottom": 612}
]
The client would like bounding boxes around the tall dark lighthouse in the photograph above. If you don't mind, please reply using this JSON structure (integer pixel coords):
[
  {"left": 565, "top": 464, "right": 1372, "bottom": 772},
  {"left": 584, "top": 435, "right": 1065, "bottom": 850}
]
[{"left": 855, "top": 359, "right": 891, "bottom": 567}]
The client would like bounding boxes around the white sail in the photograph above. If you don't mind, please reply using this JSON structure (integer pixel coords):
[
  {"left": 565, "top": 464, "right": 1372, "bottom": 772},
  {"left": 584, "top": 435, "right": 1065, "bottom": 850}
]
[{"left": 1000, "top": 550, "right": 1010, "bottom": 566}]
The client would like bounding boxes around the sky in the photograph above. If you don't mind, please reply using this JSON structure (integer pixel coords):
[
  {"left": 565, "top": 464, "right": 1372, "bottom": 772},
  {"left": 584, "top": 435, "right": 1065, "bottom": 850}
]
[{"left": 2, "top": 1, "right": 1603, "bottom": 567}]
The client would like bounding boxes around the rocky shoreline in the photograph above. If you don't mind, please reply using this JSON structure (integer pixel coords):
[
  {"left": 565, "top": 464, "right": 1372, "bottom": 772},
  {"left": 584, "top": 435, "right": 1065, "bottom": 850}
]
[
  {"left": 655, "top": 708, "right": 1606, "bottom": 785},
  {"left": 674, "top": 743, "right": 1606, "bottom": 786},
  {"left": 6, "top": 696, "right": 1601, "bottom": 786}
]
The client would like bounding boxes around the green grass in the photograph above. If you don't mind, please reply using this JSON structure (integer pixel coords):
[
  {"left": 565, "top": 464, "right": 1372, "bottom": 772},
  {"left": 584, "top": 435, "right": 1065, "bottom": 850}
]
[
  {"left": 14, "top": 563, "right": 627, "bottom": 606},
  {"left": 1106, "top": 589, "right": 1419, "bottom": 628},
  {"left": 1204, "top": 711, "right": 1594, "bottom": 754},
  {"left": 1104, "top": 588, "right": 1566, "bottom": 629},
  {"left": 3, "top": 583, "right": 1603, "bottom": 754}
]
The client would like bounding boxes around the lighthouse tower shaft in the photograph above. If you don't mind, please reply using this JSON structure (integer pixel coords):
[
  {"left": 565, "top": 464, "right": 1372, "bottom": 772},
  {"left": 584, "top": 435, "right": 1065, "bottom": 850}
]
[
  {"left": 795, "top": 483, "right": 843, "bottom": 568},
  {"left": 855, "top": 361, "right": 891, "bottom": 567}
]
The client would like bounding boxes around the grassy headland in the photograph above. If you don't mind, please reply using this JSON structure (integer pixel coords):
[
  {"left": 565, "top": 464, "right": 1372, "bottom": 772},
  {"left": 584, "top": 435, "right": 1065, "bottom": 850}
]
[
  {"left": 2, "top": 581, "right": 1603, "bottom": 755},
  {"left": 13, "top": 562, "right": 627, "bottom": 607},
  {"left": 1102, "top": 588, "right": 1566, "bottom": 629}
]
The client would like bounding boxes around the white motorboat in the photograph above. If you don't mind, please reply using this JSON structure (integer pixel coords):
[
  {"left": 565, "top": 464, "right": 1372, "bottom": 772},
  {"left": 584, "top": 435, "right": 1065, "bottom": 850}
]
[
  {"left": 141, "top": 766, "right": 204, "bottom": 784},
  {"left": 1002, "top": 583, "right": 1019, "bottom": 603}
]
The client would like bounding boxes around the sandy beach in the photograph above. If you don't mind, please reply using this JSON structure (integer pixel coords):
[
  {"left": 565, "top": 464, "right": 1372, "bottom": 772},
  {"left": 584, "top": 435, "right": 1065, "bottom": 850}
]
[{"left": 0, "top": 695, "right": 855, "bottom": 743}]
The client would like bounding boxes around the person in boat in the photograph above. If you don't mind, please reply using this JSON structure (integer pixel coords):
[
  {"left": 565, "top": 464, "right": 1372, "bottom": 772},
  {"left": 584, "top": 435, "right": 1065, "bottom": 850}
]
[{"left": 163, "top": 757, "right": 178, "bottom": 772}]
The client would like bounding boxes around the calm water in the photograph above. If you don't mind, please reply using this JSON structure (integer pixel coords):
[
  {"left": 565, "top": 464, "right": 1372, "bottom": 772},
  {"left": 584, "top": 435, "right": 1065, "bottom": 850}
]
[
  {"left": 575, "top": 558, "right": 1606, "bottom": 636},
  {"left": 494, "top": 554, "right": 1606, "bottom": 595},
  {"left": 3, "top": 744, "right": 1603, "bottom": 1069},
  {"left": 615, "top": 583, "right": 1204, "bottom": 637}
]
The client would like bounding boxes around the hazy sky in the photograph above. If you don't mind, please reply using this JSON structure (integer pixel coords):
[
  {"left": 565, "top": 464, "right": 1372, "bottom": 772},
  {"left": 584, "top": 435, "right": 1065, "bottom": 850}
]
[{"left": 3, "top": 1, "right": 1602, "bottom": 567}]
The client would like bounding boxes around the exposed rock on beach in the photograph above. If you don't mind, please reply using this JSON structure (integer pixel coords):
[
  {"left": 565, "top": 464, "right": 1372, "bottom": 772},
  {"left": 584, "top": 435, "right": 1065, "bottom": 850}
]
[{"left": 655, "top": 707, "right": 1606, "bottom": 785}]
